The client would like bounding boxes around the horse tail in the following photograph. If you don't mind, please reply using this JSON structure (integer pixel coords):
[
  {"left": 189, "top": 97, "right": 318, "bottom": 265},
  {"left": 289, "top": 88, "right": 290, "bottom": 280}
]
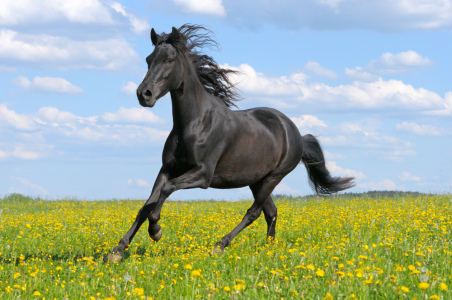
[{"left": 301, "top": 134, "right": 355, "bottom": 195}]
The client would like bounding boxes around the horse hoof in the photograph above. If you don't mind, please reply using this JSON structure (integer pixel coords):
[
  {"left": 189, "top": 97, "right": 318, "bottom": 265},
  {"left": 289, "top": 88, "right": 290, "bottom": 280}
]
[
  {"left": 107, "top": 252, "right": 123, "bottom": 263},
  {"left": 150, "top": 228, "right": 162, "bottom": 241},
  {"left": 212, "top": 245, "right": 223, "bottom": 255}
]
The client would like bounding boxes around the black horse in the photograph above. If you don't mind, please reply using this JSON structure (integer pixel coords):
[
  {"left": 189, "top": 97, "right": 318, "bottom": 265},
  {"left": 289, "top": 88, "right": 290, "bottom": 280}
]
[{"left": 108, "top": 25, "right": 354, "bottom": 262}]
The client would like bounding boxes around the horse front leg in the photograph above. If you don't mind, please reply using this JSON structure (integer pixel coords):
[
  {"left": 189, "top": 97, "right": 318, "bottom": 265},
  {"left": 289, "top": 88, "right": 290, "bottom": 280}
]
[
  {"left": 107, "top": 170, "right": 168, "bottom": 262},
  {"left": 108, "top": 166, "right": 211, "bottom": 262}
]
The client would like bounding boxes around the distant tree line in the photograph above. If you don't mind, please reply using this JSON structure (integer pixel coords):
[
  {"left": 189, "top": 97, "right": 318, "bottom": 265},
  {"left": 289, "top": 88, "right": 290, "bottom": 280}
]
[{"left": 272, "top": 190, "right": 431, "bottom": 200}]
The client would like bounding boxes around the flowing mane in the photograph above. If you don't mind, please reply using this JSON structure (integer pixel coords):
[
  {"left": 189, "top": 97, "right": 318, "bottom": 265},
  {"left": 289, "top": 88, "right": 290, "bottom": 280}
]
[{"left": 153, "top": 24, "right": 241, "bottom": 108}]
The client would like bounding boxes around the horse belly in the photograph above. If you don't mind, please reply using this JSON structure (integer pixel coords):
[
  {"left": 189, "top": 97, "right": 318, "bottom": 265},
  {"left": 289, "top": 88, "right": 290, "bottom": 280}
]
[{"left": 210, "top": 143, "right": 280, "bottom": 189}]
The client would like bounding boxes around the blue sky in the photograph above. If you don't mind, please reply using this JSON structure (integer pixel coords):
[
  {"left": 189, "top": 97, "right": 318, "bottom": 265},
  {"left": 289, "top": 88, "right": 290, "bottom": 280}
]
[{"left": 1, "top": 0, "right": 451, "bottom": 200}]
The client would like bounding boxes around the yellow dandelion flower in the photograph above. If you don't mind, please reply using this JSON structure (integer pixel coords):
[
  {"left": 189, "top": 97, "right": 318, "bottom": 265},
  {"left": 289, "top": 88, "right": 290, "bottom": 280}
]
[
  {"left": 323, "top": 292, "right": 334, "bottom": 300},
  {"left": 429, "top": 295, "right": 439, "bottom": 300},
  {"left": 307, "top": 264, "right": 315, "bottom": 270},
  {"left": 13, "top": 273, "right": 21, "bottom": 278},
  {"left": 400, "top": 286, "right": 409, "bottom": 293},
  {"left": 185, "top": 264, "right": 192, "bottom": 270},
  {"left": 224, "top": 286, "right": 231, "bottom": 292},
  {"left": 191, "top": 270, "right": 202, "bottom": 277},
  {"left": 133, "top": 288, "right": 144, "bottom": 296},
  {"left": 33, "top": 291, "right": 41, "bottom": 296},
  {"left": 439, "top": 283, "right": 448, "bottom": 291},
  {"left": 336, "top": 271, "right": 345, "bottom": 278},
  {"left": 419, "top": 282, "right": 430, "bottom": 289},
  {"left": 316, "top": 269, "right": 325, "bottom": 277}
]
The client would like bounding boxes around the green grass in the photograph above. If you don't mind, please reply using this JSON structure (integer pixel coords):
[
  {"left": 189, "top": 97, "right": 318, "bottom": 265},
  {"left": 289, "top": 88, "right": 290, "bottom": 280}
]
[{"left": 0, "top": 193, "right": 451, "bottom": 299}]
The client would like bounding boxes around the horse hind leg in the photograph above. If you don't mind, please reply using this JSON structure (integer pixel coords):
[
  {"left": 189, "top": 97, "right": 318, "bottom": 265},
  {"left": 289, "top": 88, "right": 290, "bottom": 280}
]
[
  {"left": 262, "top": 196, "right": 277, "bottom": 240},
  {"left": 213, "top": 175, "right": 282, "bottom": 253}
]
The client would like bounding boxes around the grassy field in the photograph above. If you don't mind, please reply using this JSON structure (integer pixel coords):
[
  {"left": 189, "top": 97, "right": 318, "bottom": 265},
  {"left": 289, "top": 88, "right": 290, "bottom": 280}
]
[{"left": 1, "top": 193, "right": 451, "bottom": 299}]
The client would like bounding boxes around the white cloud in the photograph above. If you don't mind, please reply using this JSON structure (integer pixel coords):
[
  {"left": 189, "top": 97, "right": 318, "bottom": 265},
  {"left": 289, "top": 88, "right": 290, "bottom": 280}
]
[
  {"left": 365, "top": 51, "right": 433, "bottom": 74},
  {"left": 101, "top": 107, "right": 161, "bottom": 124},
  {"left": 228, "top": 63, "right": 449, "bottom": 114},
  {"left": 0, "top": 103, "right": 35, "bottom": 130},
  {"left": 127, "top": 178, "right": 151, "bottom": 187},
  {"left": 10, "top": 177, "right": 47, "bottom": 195},
  {"left": 0, "top": 104, "right": 169, "bottom": 161},
  {"left": 359, "top": 179, "right": 397, "bottom": 190},
  {"left": 326, "top": 161, "right": 366, "bottom": 180},
  {"left": 273, "top": 183, "right": 300, "bottom": 195},
  {"left": 12, "top": 76, "right": 83, "bottom": 94},
  {"left": 399, "top": 171, "right": 421, "bottom": 182},
  {"left": 0, "top": 0, "right": 149, "bottom": 35},
  {"left": 324, "top": 151, "right": 348, "bottom": 160},
  {"left": 0, "top": 30, "right": 139, "bottom": 70},
  {"left": 110, "top": 2, "right": 150, "bottom": 34},
  {"left": 425, "top": 92, "right": 452, "bottom": 116},
  {"left": 121, "top": 81, "right": 138, "bottom": 95},
  {"left": 290, "top": 115, "right": 327, "bottom": 133},
  {"left": 226, "top": 63, "right": 307, "bottom": 97},
  {"left": 315, "top": 0, "right": 346, "bottom": 9},
  {"left": 38, "top": 109, "right": 168, "bottom": 144},
  {"left": 304, "top": 61, "right": 337, "bottom": 79},
  {"left": 315, "top": 119, "right": 416, "bottom": 162},
  {"left": 173, "top": 0, "right": 226, "bottom": 16},
  {"left": 383, "top": 149, "right": 417, "bottom": 163},
  {"left": 396, "top": 121, "right": 451, "bottom": 136},
  {"left": 345, "top": 67, "right": 379, "bottom": 82},
  {"left": 11, "top": 146, "right": 40, "bottom": 160},
  {"left": 214, "top": 0, "right": 452, "bottom": 31},
  {"left": 0, "top": 0, "right": 114, "bottom": 26},
  {"left": 0, "top": 146, "right": 40, "bottom": 160},
  {"left": 37, "top": 106, "right": 79, "bottom": 123},
  {"left": 300, "top": 79, "right": 444, "bottom": 111}
]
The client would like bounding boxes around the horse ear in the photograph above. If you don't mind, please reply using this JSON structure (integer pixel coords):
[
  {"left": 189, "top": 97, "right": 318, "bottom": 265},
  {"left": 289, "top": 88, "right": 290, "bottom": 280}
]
[
  {"left": 151, "top": 28, "right": 158, "bottom": 46},
  {"left": 171, "top": 27, "right": 180, "bottom": 42}
]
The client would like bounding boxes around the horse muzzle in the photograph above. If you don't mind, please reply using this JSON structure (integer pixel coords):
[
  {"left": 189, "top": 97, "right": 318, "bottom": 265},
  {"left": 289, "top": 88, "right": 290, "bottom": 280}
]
[{"left": 137, "top": 88, "right": 158, "bottom": 107}]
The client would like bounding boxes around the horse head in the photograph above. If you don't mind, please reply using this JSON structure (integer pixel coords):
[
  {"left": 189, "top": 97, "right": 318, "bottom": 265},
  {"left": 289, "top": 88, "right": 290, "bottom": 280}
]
[{"left": 137, "top": 27, "right": 184, "bottom": 107}]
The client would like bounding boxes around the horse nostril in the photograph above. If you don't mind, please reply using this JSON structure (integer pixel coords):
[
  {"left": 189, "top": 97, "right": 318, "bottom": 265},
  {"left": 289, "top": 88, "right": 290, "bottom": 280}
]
[{"left": 144, "top": 90, "right": 152, "bottom": 98}]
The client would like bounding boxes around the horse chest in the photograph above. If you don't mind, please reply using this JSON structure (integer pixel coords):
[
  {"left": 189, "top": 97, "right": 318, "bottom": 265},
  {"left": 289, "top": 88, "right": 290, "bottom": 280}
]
[{"left": 162, "top": 133, "right": 200, "bottom": 175}]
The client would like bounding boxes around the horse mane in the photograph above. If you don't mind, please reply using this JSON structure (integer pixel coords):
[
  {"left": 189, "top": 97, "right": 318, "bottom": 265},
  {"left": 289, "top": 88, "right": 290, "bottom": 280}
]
[{"left": 156, "top": 24, "right": 241, "bottom": 108}]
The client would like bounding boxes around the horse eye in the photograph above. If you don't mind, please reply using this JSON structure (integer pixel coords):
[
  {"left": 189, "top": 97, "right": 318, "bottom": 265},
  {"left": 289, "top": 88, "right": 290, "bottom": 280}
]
[{"left": 167, "top": 58, "right": 175, "bottom": 63}]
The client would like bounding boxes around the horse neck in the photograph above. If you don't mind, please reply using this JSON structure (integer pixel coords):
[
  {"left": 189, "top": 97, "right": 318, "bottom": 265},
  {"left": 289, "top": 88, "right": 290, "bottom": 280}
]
[{"left": 170, "top": 68, "right": 213, "bottom": 130}]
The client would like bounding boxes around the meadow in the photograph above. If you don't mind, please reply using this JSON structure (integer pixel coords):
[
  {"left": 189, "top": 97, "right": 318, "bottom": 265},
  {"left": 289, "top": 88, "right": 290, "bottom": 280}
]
[{"left": 0, "top": 193, "right": 451, "bottom": 299}]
